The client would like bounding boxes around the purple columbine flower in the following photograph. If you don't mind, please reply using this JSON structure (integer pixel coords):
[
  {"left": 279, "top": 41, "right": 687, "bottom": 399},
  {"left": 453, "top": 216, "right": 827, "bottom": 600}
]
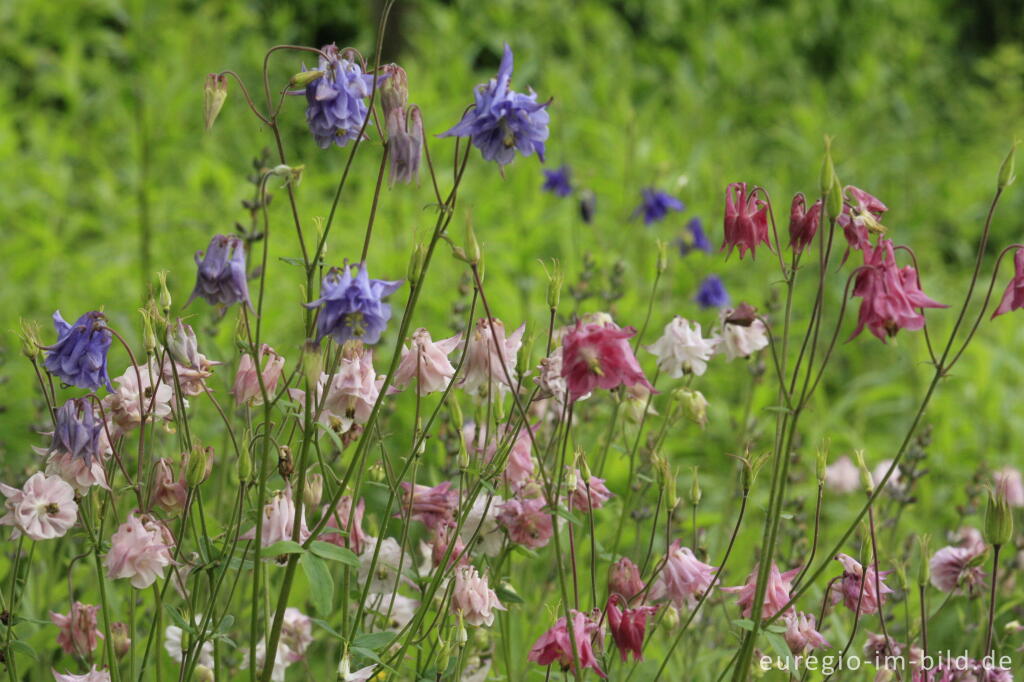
[
  {"left": 677, "top": 217, "right": 713, "bottom": 255},
  {"left": 439, "top": 44, "right": 550, "bottom": 167},
  {"left": 50, "top": 398, "right": 104, "bottom": 466},
  {"left": 305, "top": 262, "right": 403, "bottom": 345},
  {"left": 635, "top": 188, "right": 684, "bottom": 226},
  {"left": 302, "top": 44, "right": 377, "bottom": 149},
  {"left": 186, "top": 235, "right": 252, "bottom": 309},
  {"left": 542, "top": 166, "right": 572, "bottom": 197},
  {"left": 42, "top": 311, "right": 113, "bottom": 391},
  {"left": 696, "top": 275, "right": 730, "bottom": 309}
]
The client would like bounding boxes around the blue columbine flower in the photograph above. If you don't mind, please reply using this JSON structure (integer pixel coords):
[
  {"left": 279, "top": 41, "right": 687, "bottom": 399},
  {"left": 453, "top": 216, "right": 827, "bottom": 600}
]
[
  {"left": 440, "top": 44, "right": 550, "bottom": 167},
  {"left": 696, "top": 275, "right": 730, "bottom": 309},
  {"left": 50, "top": 398, "right": 103, "bottom": 466},
  {"left": 304, "top": 44, "right": 377, "bottom": 149},
  {"left": 542, "top": 166, "right": 572, "bottom": 197},
  {"left": 186, "top": 235, "right": 252, "bottom": 309},
  {"left": 305, "top": 262, "right": 403, "bottom": 345},
  {"left": 635, "top": 188, "right": 684, "bottom": 226},
  {"left": 677, "top": 217, "right": 713, "bottom": 255},
  {"left": 42, "top": 310, "right": 113, "bottom": 390}
]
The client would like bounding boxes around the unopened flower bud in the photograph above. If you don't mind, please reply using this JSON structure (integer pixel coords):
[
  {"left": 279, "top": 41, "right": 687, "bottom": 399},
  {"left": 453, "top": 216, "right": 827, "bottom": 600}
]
[
  {"left": 985, "top": 489, "right": 1014, "bottom": 547},
  {"left": 826, "top": 175, "right": 844, "bottom": 222},
  {"left": 565, "top": 467, "right": 578, "bottom": 493},
  {"left": 237, "top": 433, "right": 253, "bottom": 483},
  {"left": 656, "top": 238, "right": 669, "bottom": 274},
  {"left": 289, "top": 69, "right": 325, "bottom": 88},
  {"left": 465, "top": 221, "right": 481, "bottom": 265},
  {"left": 139, "top": 305, "right": 158, "bottom": 354},
  {"left": 186, "top": 445, "right": 210, "bottom": 488},
  {"left": 303, "top": 473, "right": 323, "bottom": 509},
  {"left": 689, "top": 467, "right": 702, "bottom": 507},
  {"left": 110, "top": 622, "right": 131, "bottom": 660},
  {"left": 853, "top": 450, "right": 874, "bottom": 494},
  {"left": 270, "top": 164, "right": 304, "bottom": 188},
  {"left": 820, "top": 135, "right": 835, "bottom": 198},
  {"left": 17, "top": 318, "right": 41, "bottom": 360},
  {"left": 203, "top": 73, "right": 228, "bottom": 132},
  {"left": 407, "top": 242, "right": 426, "bottom": 286},
  {"left": 157, "top": 270, "right": 172, "bottom": 314},
  {"left": 544, "top": 259, "right": 563, "bottom": 310},
  {"left": 998, "top": 140, "right": 1018, "bottom": 189},
  {"left": 579, "top": 189, "right": 596, "bottom": 224},
  {"left": 278, "top": 445, "right": 294, "bottom": 479},
  {"left": 166, "top": 319, "right": 200, "bottom": 368},
  {"left": 193, "top": 666, "right": 215, "bottom": 682},
  {"left": 663, "top": 606, "right": 680, "bottom": 629},
  {"left": 302, "top": 341, "right": 323, "bottom": 389},
  {"left": 378, "top": 64, "right": 409, "bottom": 119},
  {"left": 674, "top": 387, "right": 709, "bottom": 428},
  {"left": 815, "top": 447, "right": 828, "bottom": 486},
  {"left": 449, "top": 396, "right": 464, "bottom": 430}
]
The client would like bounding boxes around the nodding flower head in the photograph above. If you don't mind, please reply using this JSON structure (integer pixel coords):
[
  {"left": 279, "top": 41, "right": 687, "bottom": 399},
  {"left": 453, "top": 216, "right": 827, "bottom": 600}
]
[
  {"left": 305, "top": 262, "right": 403, "bottom": 346},
  {"left": 50, "top": 398, "right": 104, "bottom": 467},
  {"left": 186, "top": 235, "right": 252, "bottom": 309},
  {"left": 301, "top": 44, "right": 377, "bottom": 149},
  {"left": 677, "top": 217, "right": 713, "bottom": 255},
  {"left": 560, "top": 320, "right": 653, "bottom": 402},
  {"left": 788, "top": 192, "right": 823, "bottom": 253},
  {"left": 722, "top": 182, "right": 770, "bottom": 259},
  {"left": 542, "top": 166, "right": 573, "bottom": 197},
  {"left": 992, "top": 248, "right": 1024, "bottom": 319},
  {"left": 42, "top": 310, "right": 113, "bottom": 391},
  {"left": 439, "top": 44, "right": 550, "bottom": 167},
  {"left": 635, "top": 188, "right": 684, "bottom": 226}
]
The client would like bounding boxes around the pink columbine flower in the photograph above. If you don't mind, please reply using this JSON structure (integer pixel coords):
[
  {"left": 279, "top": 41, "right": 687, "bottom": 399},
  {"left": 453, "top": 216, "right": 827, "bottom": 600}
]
[
  {"left": 44, "top": 450, "right": 109, "bottom": 495},
  {"left": 390, "top": 328, "right": 461, "bottom": 396},
  {"left": 322, "top": 496, "right": 368, "bottom": 555},
  {"left": 644, "top": 316, "right": 717, "bottom": 378},
  {"left": 838, "top": 186, "right": 888, "bottom": 253},
  {"left": 648, "top": 540, "right": 717, "bottom": 609},
  {"left": 851, "top": 239, "right": 947, "bottom": 341},
  {"left": 788, "top": 193, "right": 823, "bottom": 253},
  {"left": 0, "top": 472, "right": 78, "bottom": 541},
  {"left": 498, "top": 496, "right": 553, "bottom": 549},
  {"left": 825, "top": 455, "right": 861, "bottom": 494},
  {"left": 528, "top": 610, "right": 606, "bottom": 679},
  {"left": 561, "top": 321, "right": 653, "bottom": 402},
  {"left": 714, "top": 304, "right": 769, "bottom": 360},
  {"left": 783, "top": 611, "right": 829, "bottom": 654},
  {"left": 722, "top": 182, "right": 770, "bottom": 259},
  {"left": 722, "top": 562, "right": 801, "bottom": 620},
  {"left": 52, "top": 667, "right": 111, "bottom": 681},
  {"left": 400, "top": 481, "right": 458, "bottom": 530},
  {"left": 291, "top": 342, "right": 380, "bottom": 434},
  {"left": 151, "top": 458, "right": 187, "bottom": 514},
  {"left": 993, "top": 249, "right": 1024, "bottom": 318},
  {"left": 503, "top": 426, "right": 536, "bottom": 491},
  {"left": 458, "top": 318, "right": 525, "bottom": 397},
  {"left": 834, "top": 553, "right": 894, "bottom": 615},
  {"left": 158, "top": 352, "right": 219, "bottom": 397},
  {"left": 241, "top": 487, "right": 310, "bottom": 549},
  {"left": 281, "top": 608, "right": 312, "bottom": 662},
  {"left": 106, "top": 513, "right": 174, "bottom": 589},
  {"left": 50, "top": 602, "right": 103, "bottom": 657},
  {"left": 606, "top": 594, "right": 658, "bottom": 662},
  {"left": 994, "top": 467, "right": 1024, "bottom": 508},
  {"left": 232, "top": 344, "right": 285, "bottom": 405},
  {"left": 608, "top": 557, "right": 645, "bottom": 603},
  {"left": 453, "top": 565, "right": 506, "bottom": 627},
  {"left": 569, "top": 470, "right": 613, "bottom": 512},
  {"left": 929, "top": 544, "right": 987, "bottom": 595},
  {"left": 102, "top": 362, "right": 174, "bottom": 437}
]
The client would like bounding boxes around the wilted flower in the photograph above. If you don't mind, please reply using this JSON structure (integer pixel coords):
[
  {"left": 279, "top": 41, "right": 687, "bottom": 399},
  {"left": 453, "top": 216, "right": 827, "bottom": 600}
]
[
  {"left": 400, "top": 481, "right": 459, "bottom": 530},
  {"left": 648, "top": 540, "right": 717, "bottom": 609},
  {"left": 387, "top": 106, "right": 423, "bottom": 185},
  {"left": 994, "top": 467, "right": 1024, "bottom": 507},
  {"left": 606, "top": 595, "right": 658, "bottom": 662},
  {"left": 783, "top": 611, "right": 829, "bottom": 654},
  {"left": 722, "top": 563, "right": 800, "bottom": 620},
  {"left": 569, "top": 470, "right": 613, "bottom": 512},
  {"left": 714, "top": 304, "right": 769, "bottom": 360},
  {"left": 186, "top": 235, "right": 252, "bottom": 309},
  {"left": 306, "top": 262, "right": 403, "bottom": 346},
  {"left": 458, "top": 318, "right": 525, "bottom": 397},
  {"left": 695, "top": 274, "right": 730, "bottom": 309},
  {"left": 722, "top": 182, "right": 770, "bottom": 259},
  {"left": 242, "top": 487, "right": 310, "bottom": 549},
  {"left": 528, "top": 610, "right": 606, "bottom": 679},
  {"left": 51, "top": 602, "right": 103, "bottom": 657},
  {"left": 102, "top": 363, "right": 174, "bottom": 437},
  {"left": 390, "top": 328, "right": 461, "bottom": 396},
  {"left": 789, "top": 193, "right": 823, "bottom": 253},
  {"left": 52, "top": 667, "right": 111, "bottom": 681},
  {"left": 561, "top": 320, "right": 653, "bottom": 401},
  {"left": 453, "top": 566, "right": 506, "bottom": 627},
  {"left": 232, "top": 344, "right": 286, "bottom": 405},
  {"left": 609, "top": 557, "right": 645, "bottom": 602},
  {"left": 498, "top": 496, "right": 553, "bottom": 549},
  {"left": 301, "top": 44, "right": 376, "bottom": 149},
  {"left": 0, "top": 472, "right": 78, "bottom": 541},
  {"left": 677, "top": 217, "right": 713, "bottom": 255},
  {"left": 929, "top": 544, "right": 987, "bottom": 595},
  {"left": 440, "top": 44, "right": 550, "bottom": 167},
  {"left": 43, "top": 310, "right": 113, "bottom": 391},
  {"left": 50, "top": 398, "right": 104, "bottom": 467},
  {"left": 106, "top": 513, "right": 174, "bottom": 589},
  {"left": 645, "top": 317, "right": 717, "bottom": 378},
  {"left": 825, "top": 455, "right": 861, "bottom": 494},
  {"left": 542, "top": 166, "right": 572, "bottom": 197},
  {"left": 834, "top": 553, "right": 894, "bottom": 615},
  {"left": 635, "top": 188, "right": 684, "bottom": 226},
  {"left": 323, "top": 496, "right": 368, "bottom": 555}
]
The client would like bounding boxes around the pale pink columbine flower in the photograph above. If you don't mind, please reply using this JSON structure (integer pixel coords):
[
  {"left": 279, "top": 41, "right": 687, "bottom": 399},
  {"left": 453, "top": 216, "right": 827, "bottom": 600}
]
[
  {"left": 458, "top": 318, "right": 525, "bottom": 397},
  {"left": 232, "top": 344, "right": 285, "bottom": 405},
  {"left": 106, "top": 513, "right": 174, "bottom": 589},
  {"left": 0, "top": 472, "right": 78, "bottom": 541},
  {"left": 609, "top": 557, "right": 645, "bottom": 602},
  {"left": 102, "top": 363, "right": 174, "bottom": 437},
  {"left": 358, "top": 537, "right": 413, "bottom": 594},
  {"left": 714, "top": 304, "right": 769, "bottom": 360},
  {"left": 503, "top": 426, "right": 536, "bottom": 491},
  {"left": 648, "top": 540, "right": 717, "bottom": 609},
  {"left": 390, "top": 328, "right": 461, "bottom": 396},
  {"left": 561, "top": 320, "right": 653, "bottom": 402},
  {"left": 838, "top": 185, "right": 888, "bottom": 253},
  {"left": 834, "top": 553, "right": 894, "bottom": 615},
  {"left": 242, "top": 487, "right": 310, "bottom": 548},
  {"left": 783, "top": 611, "right": 829, "bottom": 654},
  {"left": 953, "top": 526, "right": 986, "bottom": 553},
  {"left": 45, "top": 451, "right": 109, "bottom": 495},
  {"left": 322, "top": 496, "right": 368, "bottom": 555},
  {"left": 993, "top": 249, "right": 1024, "bottom": 318},
  {"left": 400, "top": 481, "right": 458, "bottom": 530},
  {"left": 722, "top": 182, "right": 770, "bottom": 260},
  {"left": 453, "top": 565, "right": 506, "bottom": 627},
  {"left": 722, "top": 562, "right": 800, "bottom": 620},
  {"left": 159, "top": 353, "right": 220, "bottom": 397},
  {"left": 528, "top": 610, "right": 606, "bottom": 678},
  {"left": 569, "top": 470, "right": 613, "bottom": 512},
  {"left": 51, "top": 602, "right": 103, "bottom": 657},
  {"left": 151, "top": 458, "right": 188, "bottom": 514},
  {"left": 460, "top": 494, "right": 505, "bottom": 558},
  {"left": 281, "top": 608, "right": 312, "bottom": 662},
  {"left": 606, "top": 595, "right": 658, "bottom": 662},
  {"left": 994, "top": 467, "right": 1024, "bottom": 508},
  {"left": 825, "top": 455, "right": 861, "bottom": 494},
  {"left": 929, "top": 544, "right": 987, "bottom": 595},
  {"left": 52, "top": 667, "right": 111, "bottom": 681},
  {"left": 863, "top": 632, "right": 902, "bottom": 667},
  {"left": 498, "top": 496, "right": 553, "bottom": 549},
  {"left": 430, "top": 527, "right": 469, "bottom": 569},
  {"left": 871, "top": 459, "right": 906, "bottom": 494},
  {"left": 535, "top": 346, "right": 586, "bottom": 409},
  {"left": 645, "top": 317, "right": 717, "bottom": 378}
]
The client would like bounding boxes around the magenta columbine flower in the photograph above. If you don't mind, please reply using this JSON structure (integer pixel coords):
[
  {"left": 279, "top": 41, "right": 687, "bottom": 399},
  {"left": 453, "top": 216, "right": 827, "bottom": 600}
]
[
  {"left": 722, "top": 562, "right": 801, "bottom": 620},
  {"left": 453, "top": 566, "right": 506, "bottom": 627},
  {"left": 0, "top": 472, "right": 78, "bottom": 541},
  {"left": 561, "top": 320, "right": 653, "bottom": 402},
  {"left": 648, "top": 539, "right": 717, "bottom": 609},
  {"left": 50, "top": 602, "right": 103, "bottom": 657},
  {"left": 498, "top": 496, "right": 553, "bottom": 549},
  {"left": 677, "top": 217, "right": 713, "bottom": 255},
  {"left": 186, "top": 235, "right": 252, "bottom": 309},
  {"left": 839, "top": 185, "right": 888, "bottom": 252},
  {"left": 783, "top": 611, "right": 829, "bottom": 654},
  {"left": 834, "top": 553, "right": 894, "bottom": 615},
  {"left": 43, "top": 310, "right": 113, "bottom": 390},
  {"left": 301, "top": 44, "right": 376, "bottom": 149},
  {"left": 306, "top": 262, "right": 403, "bottom": 346},
  {"left": 789, "top": 193, "right": 823, "bottom": 253},
  {"left": 722, "top": 182, "right": 770, "bottom": 259},
  {"left": 606, "top": 595, "right": 658, "bottom": 662},
  {"left": 569, "top": 470, "right": 613, "bottom": 512},
  {"left": 993, "top": 248, "right": 1024, "bottom": 318},
  {"left": 440, "top": 44, "right": 550, "bottom": 167},
  {"left": 608, "top": 557, "right": 645, "bottom": 602},
  {"left": 50, "top": 398, "right": 104, "bottom": 467},
  {"left": 528, "top": 610, "right": 606, "bottom": 679},
  {"left": 695, "top": 274, "right": 730, "bottom": 309},
  {"left": 635, "top": 188, "right": 684, "bottom": 225},
  {"left": 542, "top": 166, "right": 572, "bottom": 197}
]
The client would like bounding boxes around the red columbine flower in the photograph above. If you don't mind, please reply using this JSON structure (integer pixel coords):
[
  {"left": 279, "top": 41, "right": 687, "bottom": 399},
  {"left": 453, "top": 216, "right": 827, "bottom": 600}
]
[
  {"left": 993, "top": 249, "right": 1024, "bottom": 318},
  {"left": 560, "top": 321, "right": 653, "bottom": 402},
  {"left": 851, "top": 239, "right": 947, "bottom": 341},
  {"left": 605, "top": 595, "right": 658, "bottom": 662},
  {"left": 528, "top": 610, "right": 606, "bottom": 679},
  {"left": 788, "top": 193, "right": 822, "bottom": 253},
  {"left": 838, "top": 185, "right": 888, "bottom": 253},
  {"left": 722, "top": 182, "right": 770, "bottom": 259}
]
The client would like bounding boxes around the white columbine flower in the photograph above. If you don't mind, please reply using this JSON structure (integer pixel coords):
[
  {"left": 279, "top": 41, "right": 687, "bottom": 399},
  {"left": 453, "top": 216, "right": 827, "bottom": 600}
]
[{"left": 645, "top": 316, "right": 718, "bottom": 377}]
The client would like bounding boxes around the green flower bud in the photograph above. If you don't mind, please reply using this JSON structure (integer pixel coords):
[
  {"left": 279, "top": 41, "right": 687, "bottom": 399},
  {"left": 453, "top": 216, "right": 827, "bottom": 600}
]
[
  {"left": 110, "top": 622, "right": 131, "bottom": 660},
  {"left": 465, "top": 220, "right": 481, "bottom": 265},
  {"left": 407, "top": 242, "right": 426, "bottom": 286},
  {"left": 157, "top": 270, "right": 172, "bottom": 315},
  {"left": 237, "top": 434, "right": 253, "bottom": 483},
  {"left": 203, "top": 73, "right": 228, "bottom": 132},
  {"left": 998, "top": 140, "right": 1018, "bottom": 189},
  {"left": 663, "top": 606, "right": 680, "bottom": 629},
  {"left": 826, "top": 174, "right": 844, "bottom": 222},
  {"left": 289, "top": 69, "right": 325, "bottom": 88},
  {"left": 673, "top": 387, "right": 709, "bottom": 428},
  {"left": 689, "top": 466, "right": 702, "bottom": 507},
  {"left": 139, "top": 305, "right": 158, "bottom": 354},
  {"left": 17, "top": 318, "right": 41, "bottom": 360},
  {"left": 854, "top": 450, "right": 874, "bottom": 494},
  {"left": 820, "top": 135, "right": 835, "bottom": 197},
  {"left": 186, "top": 445, "right": 210, "bottom": 488},
  {"left": 917, "top": 535, "right": 930, "bottom": 587},
  {"left": 985, "top": 489, "right": 1014, "bottom": 547},
  {"left": 544, "top": 259, "right": 563, "bottom": 311},
  {"left": 815, "top": 446, "right": 828, "bottom": 486},
  {"left": 303, "top": 473, "right": 323, "bottom": 510},
  {"left": 656, "top": 238, "right": 669, "bottom": 275}
]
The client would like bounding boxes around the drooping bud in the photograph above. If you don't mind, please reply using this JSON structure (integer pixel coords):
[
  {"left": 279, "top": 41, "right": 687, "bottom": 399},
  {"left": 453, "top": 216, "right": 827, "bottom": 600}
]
[
  {"left": 854, "top": 450, "right": 874, "bottom": 494},
  {"left": 917, "top": 535, "right": 930, "bottom": 587},
  {"left": 203, "top": 73, "right": 228, "bottom": 132},
  {"left": 269, "top": 164, "right": 304, "bottom": 188},
  {"left": 303, "top": 473, "right": 323, "bottom": 510},
  {"left": 166, "top": 319, "right": 200, "bottom": 368},
  {"left": 378, "top": 64, "right": 409, "bottom": 119},
  {"left": 110, "top": 622, "right": 131, "bottom": 660},
  {"left": 289, "top": 69, "right": 325, "bottom": 88},
  {"left": 998, "top": 140, "right": 1018, "bottom": 189},
  {"left": 689, "top": 466, "right": 702, "bottom": 507},
  {"left": 985, "top": 488, "right": 1014, "bottom": 547},
  {"left": 407, "top": 242, "right": 426, "bottom": 287},
  {"left": 17, "top": 318, "right": 41, "bottom": 360}
]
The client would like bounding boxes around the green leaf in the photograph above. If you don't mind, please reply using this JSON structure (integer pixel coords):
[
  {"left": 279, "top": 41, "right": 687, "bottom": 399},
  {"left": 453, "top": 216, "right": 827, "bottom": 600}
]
[
  {"left": 494, "top": 584, "right": 524, "bottom": 604},
  {"left": 309, "top": 540, "right": 360, "bottom": 567},
  {"left": 353, "top": 631, "right": 395, "bottom": 651},
  {"left": 732, "top": 618, "right": 755, "bottom": 631},
  {"left": 278, "top": 257, "right": 305, "bottom": 267},
  {"left": 310, "top": 617, "right": 344, "bottom": 639},
  {"left": 217, "top": 615, "right": 235, "bottom": 634},
  {"left": 166, "top": 605, "right": 190, "bottom": 631},
  {"left": 300, "top": 552, "right": 334, "bottom": 615},
  {"left": 765, "top": 631, "right": 791, "bottom": 660},
  {"left": 8, "top": 640, "right": 37, "bottom": 660},
  {"left": 262, "top": 540, "right": 305, "bottom": 558}
]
